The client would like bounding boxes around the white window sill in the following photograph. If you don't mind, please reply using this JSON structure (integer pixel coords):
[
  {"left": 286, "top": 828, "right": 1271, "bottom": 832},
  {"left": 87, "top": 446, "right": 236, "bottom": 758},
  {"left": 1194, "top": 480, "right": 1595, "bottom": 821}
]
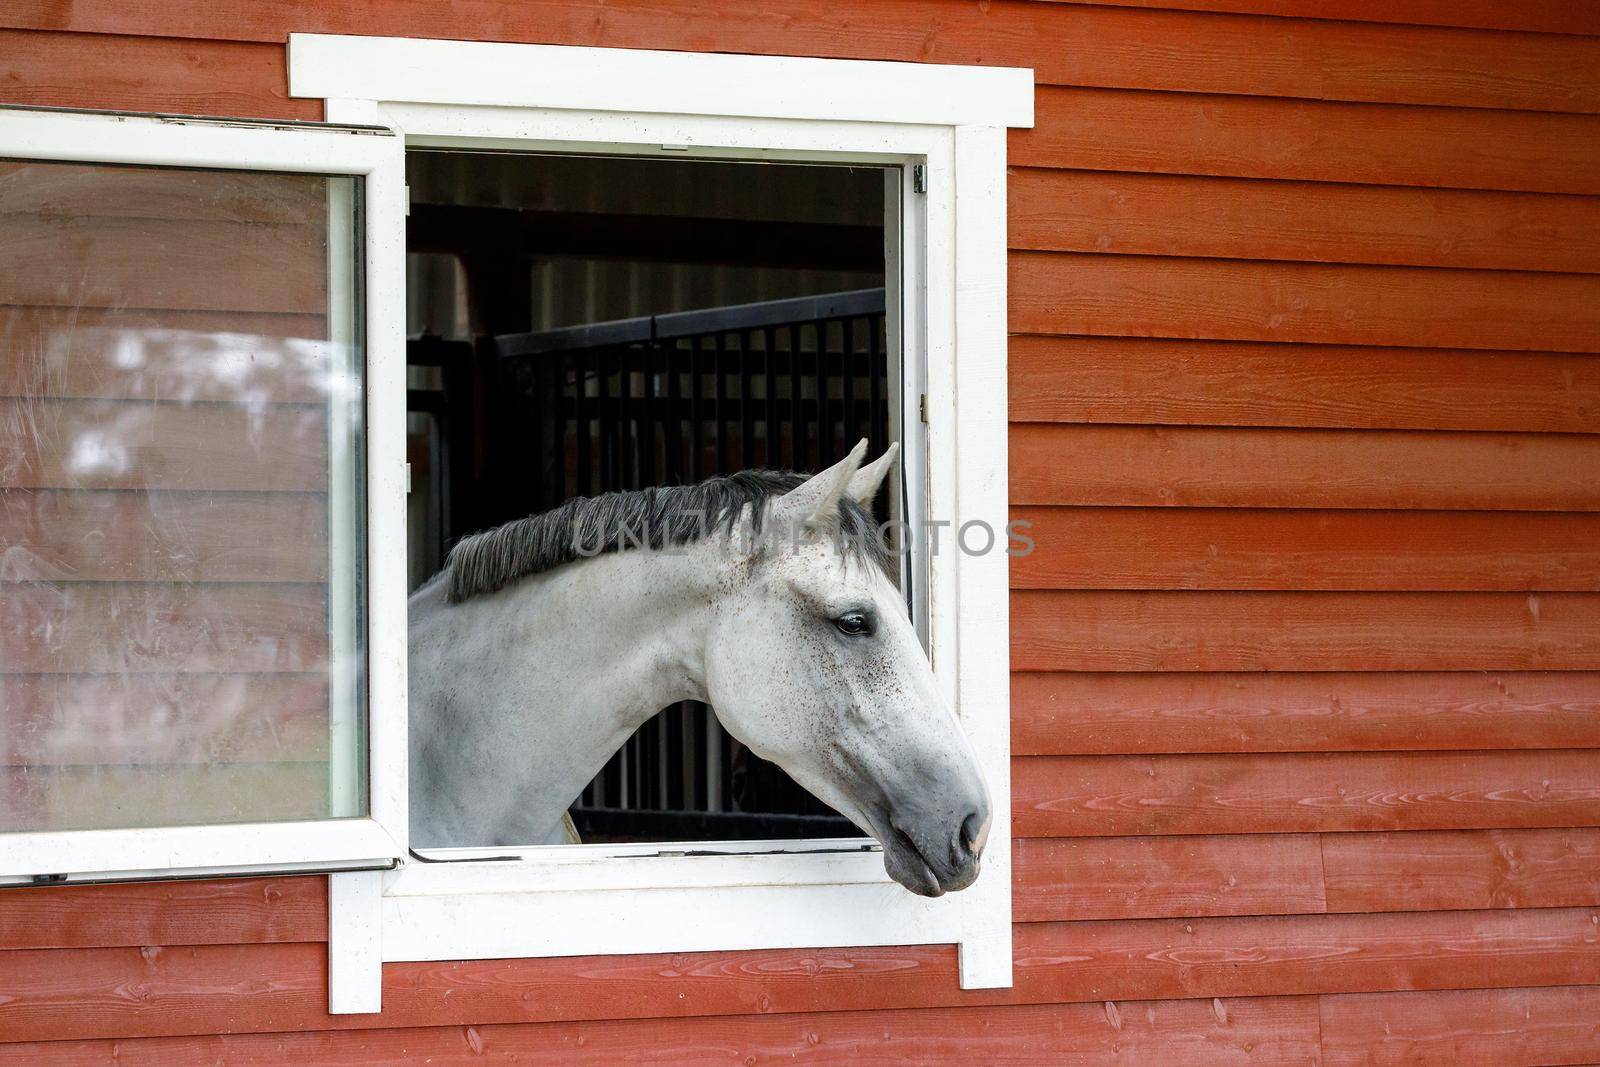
[{"left": 380, "top": 842, "right": 992, "bottom": 965}]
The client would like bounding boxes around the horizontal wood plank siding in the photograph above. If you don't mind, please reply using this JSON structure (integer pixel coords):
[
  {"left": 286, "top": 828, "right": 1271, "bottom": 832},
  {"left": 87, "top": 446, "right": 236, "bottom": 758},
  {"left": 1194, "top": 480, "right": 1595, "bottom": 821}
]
[
  {"left": 1016, "top": 829, "right": 1600, "bottom": 921},
  {"left": 1010, "top": 252, "right": 1600, "bottom": 351},
  {"left": 1321, "top": 828, "right": 1600, "bottom": 914},
  {"left": 1008, "top": 335, "right": 1600, "bottom": 432},
  {"left": 3, "top": 2, "right": 1598, "bottom": 1063},
  {"left": 1012, "top": 909, "right": 1600, "bottom": 1002},
  {"left": 1015, "top": 88, "right": 1600, "bottom": 194},
  {"left": 1012, "top": 750, "right": 1600, "bottom": 836},
  {"left": 0, "top": 878, "right": 326, "bottom": 951},
  {"left": 1045, "top": 1, "right": 1600, "bottom": 36},
  {"left": 1010, "top": 507, "right": 1600, "bottom": 591},
  {"left": 1010, "top": 168, "right": 1600, "bottom": 273},
  {"left": 1010, "top": 424, "right": 1600, "bottom": 511},
  {"left": 6, "top": 4, "right": 1599, "bottom": 110},
  {"left": 1317, "top": 985, "right": 1600, "bottom": 1066},
  {"left": 1013, "top": 834, "right": 1329, "bottom": 921},
  {"left": 9, "top": 990, "right": 1594, "bottom": 1065},
  {"left": 1, "top": 910, "right": 1594, "bottom": 1043},
  {"left": 0, "top": 30, "right": 319, "bottom": 120},
  {"left": 0, "top": 998, "right": 1326, "bottom": 1063},
  {"left": 1011, "top": 590, "right": 1600, "bottom": 672},
  {"left": 1012, "top": 671, "right": 1600, "bottom": 754}
]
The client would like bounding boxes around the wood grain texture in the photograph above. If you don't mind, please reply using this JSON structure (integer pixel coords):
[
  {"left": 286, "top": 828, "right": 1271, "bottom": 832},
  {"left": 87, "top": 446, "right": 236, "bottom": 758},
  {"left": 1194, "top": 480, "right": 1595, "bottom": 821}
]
[
  {"left": 0, "top": 398, "right": 329, "bottom": 492},
  {"left": 1, "top": 4, "right": 1598, "bottom": 1061},
  {"left": 0, "top": 582, "right": 328, "bottom": 674},
  {"left": 1013, "top": 834, "right": 1327, "bottom": 922},
  {"left": 5, "top": 4, "right": 1599, "bottom": 111},
  {"left": 0, "top": 877, "right": 326, "bottom": 951},
  {"left": 1010, "top": 507, "right": 1600, "bottom": 591},
  {"left": 1010, "top": 168, "right": 1600, "bottom": 273},
  {"left": 0, "top": 308, "right": 332, "bottom": 404},
  {"left": 1322, "top": 828, "right": 1600, "bottom": 914},
  {"left": 0, "top": 998, "right": 1323, "bottom": 1064},
  {"left": 0, "top": 30, "right": 318, "bottom": 121},
  {"left": 1008, "top": 423, "right": 1600, "bottom": 512},
  {"left": 0, "top": 942, "right": 332, "bottom": 1043},
  {"left": 1015, "top": 88, "right": 1600, "bottom": 195},
  {"left": 1007, "top": 335, "right": 1600, "bottom": 432},
  {"left": 0, "top": 941, "right": 961, "bottom": 1043},
  {"left": 1011, "top": 590, "right": 1600, "bottom": 672},
  {"left": 1, "top": 672, "right": 328, "bottom": 767},
  {"left": 1318, "top": 984, "right": 1600, "bottom": 1066},
  {"left": 4, "top": 910, "right": 1595, "bottom": 1043},
  {"left": 375, "top": 945, "right": 972, "bottom": 1035},
  {"left": 1011, "top": 671, "right": 1600, "bottom": 754},
  {"left": 1009, "top": 252, "right": 1600, "bottom": 353},
  {"left": 1012, "top": 908, "right": 1600, "bottom": 1004},
  {"left": 1016, "top": 830, "right": 1600, "bottom": 922},
  {"left": 1012, "top": 750, "right": 1600, "bottom": 837},
  {"left": 0, "top": 215, "right": 326, "bottom": 315},
  {"left": 996, "top": 8, "right": 1600, "bottom": 111},
  {"left": 1045, "top": 0, "right": 1600, "bottom": 36},
  {"left": 0, "top": 490, "right": 327, "bottom": 583}
]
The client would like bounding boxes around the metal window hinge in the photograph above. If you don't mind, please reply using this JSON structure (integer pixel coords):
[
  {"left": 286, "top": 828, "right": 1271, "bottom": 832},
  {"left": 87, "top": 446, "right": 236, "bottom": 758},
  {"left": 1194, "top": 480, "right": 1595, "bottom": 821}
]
[
  {"left": 912, "top": 164, "right": 927, "bottom": 194},
  {"left": 919, "top": 393, "right": 929, "bottom": 423},
  {"left": 403, "top": 184, "right": 411, "bottom": 217}
]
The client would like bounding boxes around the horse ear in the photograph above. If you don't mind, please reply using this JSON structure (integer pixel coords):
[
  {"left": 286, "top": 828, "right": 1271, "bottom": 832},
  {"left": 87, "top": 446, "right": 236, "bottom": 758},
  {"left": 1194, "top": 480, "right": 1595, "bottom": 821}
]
[
  {"left": 846, "top": 442, "right": 898, "bottom": 504},
  {"left": 774, "top": 438, "right": 868, "bottom": 528}
]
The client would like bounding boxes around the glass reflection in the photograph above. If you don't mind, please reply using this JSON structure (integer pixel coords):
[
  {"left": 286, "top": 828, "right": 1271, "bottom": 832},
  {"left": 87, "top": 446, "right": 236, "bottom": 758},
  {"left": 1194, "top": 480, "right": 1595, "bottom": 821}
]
[{"left": 0, "top": 161, "right": 366, "bottom": 832}]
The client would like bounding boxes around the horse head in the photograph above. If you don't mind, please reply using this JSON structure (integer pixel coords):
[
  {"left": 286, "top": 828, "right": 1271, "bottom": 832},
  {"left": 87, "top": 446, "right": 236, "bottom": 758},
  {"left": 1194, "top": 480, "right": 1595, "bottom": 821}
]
[{"left": 703, "top": 441, "right": 991, "bottom": 896}]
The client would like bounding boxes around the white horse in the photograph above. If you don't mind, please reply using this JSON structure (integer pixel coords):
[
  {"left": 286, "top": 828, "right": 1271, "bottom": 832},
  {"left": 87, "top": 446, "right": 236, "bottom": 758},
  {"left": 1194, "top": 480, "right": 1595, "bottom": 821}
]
[{"left": 408, "top": 441, "right": 991, "bottom": 896}]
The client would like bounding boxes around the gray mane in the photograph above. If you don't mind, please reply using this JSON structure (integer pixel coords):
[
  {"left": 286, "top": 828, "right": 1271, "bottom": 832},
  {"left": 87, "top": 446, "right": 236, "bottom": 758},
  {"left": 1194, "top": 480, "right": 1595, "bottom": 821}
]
[{"left": 444, "top": 469, "right": 891, "bottom": 603}]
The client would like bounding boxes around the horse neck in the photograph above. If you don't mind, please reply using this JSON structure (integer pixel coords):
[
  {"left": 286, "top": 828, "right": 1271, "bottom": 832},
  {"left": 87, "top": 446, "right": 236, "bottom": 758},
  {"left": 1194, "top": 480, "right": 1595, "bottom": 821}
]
[{"left": 408, "top": 541, "right": 723, "bottom": 846}]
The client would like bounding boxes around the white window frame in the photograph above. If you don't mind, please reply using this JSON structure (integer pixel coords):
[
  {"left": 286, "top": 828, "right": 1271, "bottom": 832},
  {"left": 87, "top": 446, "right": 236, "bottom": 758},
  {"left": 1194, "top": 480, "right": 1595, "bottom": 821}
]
[
  {"left": 293, "top": 33, "right": 1030, "bottom": 1012},
  {"left": 0, "top": 107, "right": 410, "bottom": 883}
]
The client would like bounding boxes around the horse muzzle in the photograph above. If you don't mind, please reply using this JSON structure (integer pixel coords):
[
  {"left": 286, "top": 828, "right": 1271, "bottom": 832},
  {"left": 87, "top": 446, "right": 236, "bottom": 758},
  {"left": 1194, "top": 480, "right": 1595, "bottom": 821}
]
[{"left": 878, "top": 794, "right": 991, "bottom": 897}]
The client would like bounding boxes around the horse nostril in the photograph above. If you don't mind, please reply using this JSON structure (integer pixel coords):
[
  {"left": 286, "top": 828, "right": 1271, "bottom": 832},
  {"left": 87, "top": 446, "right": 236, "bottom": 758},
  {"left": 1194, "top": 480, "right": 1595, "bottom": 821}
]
[{"left": 956, "top": 809, "right": 987, "bottom": 862}]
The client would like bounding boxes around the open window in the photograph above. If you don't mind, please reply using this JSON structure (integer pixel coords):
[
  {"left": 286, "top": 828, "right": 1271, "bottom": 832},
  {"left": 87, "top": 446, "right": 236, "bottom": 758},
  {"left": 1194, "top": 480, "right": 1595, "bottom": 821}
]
[
  {"left": 0, "top": 35, "right": 1029, "bottom": 1012},
  {"left": 0, "top": 106, "right": 407, "bottom": 882},
  {"left": 405, "top": 149, "right": 908, "bottom": 844}
]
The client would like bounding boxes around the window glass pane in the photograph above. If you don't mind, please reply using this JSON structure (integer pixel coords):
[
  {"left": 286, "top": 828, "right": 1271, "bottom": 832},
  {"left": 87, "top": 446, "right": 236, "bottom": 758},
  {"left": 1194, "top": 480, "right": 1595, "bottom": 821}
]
[{"left": 0, "top": 160, "right": 366, "bottom": 832}]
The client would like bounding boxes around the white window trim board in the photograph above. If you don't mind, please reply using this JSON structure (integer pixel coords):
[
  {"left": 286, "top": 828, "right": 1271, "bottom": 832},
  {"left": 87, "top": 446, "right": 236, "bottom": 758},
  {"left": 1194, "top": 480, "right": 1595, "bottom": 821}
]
[
  {"left": 0, "top": 107, "right": 410, "bottom": 886},
  {"left": 294, "top": 33, "right": 1032, "bottom": 1009},
  {"left": 289, "top": 33, "right": 1033, "bottom": 128}
]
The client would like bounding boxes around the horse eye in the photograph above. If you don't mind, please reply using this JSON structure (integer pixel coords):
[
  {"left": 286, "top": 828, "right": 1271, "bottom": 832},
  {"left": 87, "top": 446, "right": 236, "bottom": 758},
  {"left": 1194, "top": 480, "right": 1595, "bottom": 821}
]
[{"left": 834, "top": 612, "right": 871, "bottom": 636}]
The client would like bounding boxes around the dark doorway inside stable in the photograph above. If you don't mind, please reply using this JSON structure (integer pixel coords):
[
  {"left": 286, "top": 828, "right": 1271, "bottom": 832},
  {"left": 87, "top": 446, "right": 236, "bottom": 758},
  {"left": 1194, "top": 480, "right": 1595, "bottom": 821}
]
[{"left": 403, "top": 149, "right": 893, "bottom": 842}]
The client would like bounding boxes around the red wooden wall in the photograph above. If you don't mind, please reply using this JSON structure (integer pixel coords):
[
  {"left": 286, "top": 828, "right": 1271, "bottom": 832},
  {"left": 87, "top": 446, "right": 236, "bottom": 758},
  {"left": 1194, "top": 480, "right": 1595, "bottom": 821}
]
[{"left": 3, "top": 1, "right": 1599, "bottom": 1061}]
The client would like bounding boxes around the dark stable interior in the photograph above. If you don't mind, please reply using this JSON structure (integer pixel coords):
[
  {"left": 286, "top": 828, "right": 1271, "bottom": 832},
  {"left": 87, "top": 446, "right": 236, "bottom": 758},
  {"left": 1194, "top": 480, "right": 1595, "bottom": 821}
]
[{"left": 404, "top": 150, "right": 891, "bottom": 842}]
